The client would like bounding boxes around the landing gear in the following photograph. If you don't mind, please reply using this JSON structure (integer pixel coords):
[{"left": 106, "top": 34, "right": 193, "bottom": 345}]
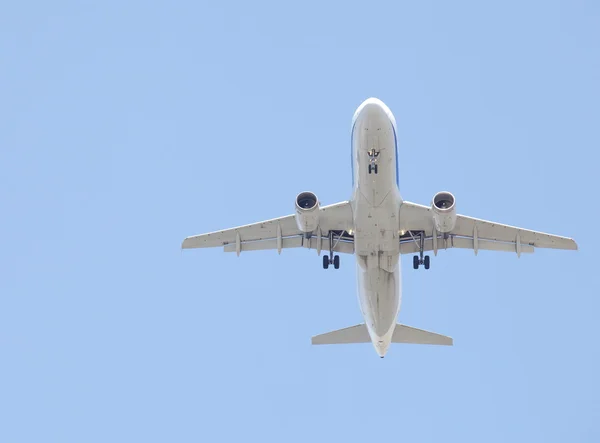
[
  {"left": 323, "top": 231, "right": 341, "bottom": 270},
  {"left": 367, "top": 149, "right": 379, "bottom": 174},
  {"left": 323, "top": 253, "right": 340, "bottom": 270},
  {"left": 413, "top": 254, "right": 431, "bottom": 269},
  {"left": 412, "top": 231, "right": 431, "bottom": 270}
]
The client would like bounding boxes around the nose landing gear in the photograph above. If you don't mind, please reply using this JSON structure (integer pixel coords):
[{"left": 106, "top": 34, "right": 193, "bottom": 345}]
[{"left": 367, "top": 149, "right": 379, "bottom": 174}]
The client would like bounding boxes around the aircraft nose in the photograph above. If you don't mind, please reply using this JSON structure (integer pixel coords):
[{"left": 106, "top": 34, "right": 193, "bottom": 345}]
[
  {"left": 355, "top": 97, "right": 388, "bottom": 120},
  {"left": 352, "top": 97, "right": 394, "bottom": 131}
]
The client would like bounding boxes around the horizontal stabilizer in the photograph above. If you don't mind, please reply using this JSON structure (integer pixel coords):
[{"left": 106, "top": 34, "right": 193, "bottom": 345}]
[
  {"left": 392, "top": 324, "right": 453, "bottom": 346},
  {"left": 312, "top": 323, "right": 452, "bottom": 346},
  {"left": 311, "top": 324, "right": 370, "bottom": 345}
]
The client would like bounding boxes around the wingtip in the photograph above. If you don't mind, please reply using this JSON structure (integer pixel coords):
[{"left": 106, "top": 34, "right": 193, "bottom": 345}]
[{"left": 563, "top": 237, "right": 578, "bottom": 250}]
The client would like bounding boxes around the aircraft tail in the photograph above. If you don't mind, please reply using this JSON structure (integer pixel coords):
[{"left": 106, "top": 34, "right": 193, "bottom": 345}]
[{"left": 311, "top": 323, "right": 452, "bottom": 346}]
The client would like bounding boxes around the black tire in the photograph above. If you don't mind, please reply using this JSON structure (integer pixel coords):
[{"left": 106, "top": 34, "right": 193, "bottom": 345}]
[
  {"left": 323, "top": 255, "right": 329, "bottom": 269},
  {"left": 333, "top": 255, "right": 340, "bottom": 269},
  {"left": 413, "top": 255, "right": 419, "bottom": 269},
  {"left": 424, "top": 255, "right": 430, "bottom": 270},
  {"left": 368, "top": 164, "right": 372, "bottom": 174},
  {"left": 374, "top": 164, "right": 378, "bottom": 174}
]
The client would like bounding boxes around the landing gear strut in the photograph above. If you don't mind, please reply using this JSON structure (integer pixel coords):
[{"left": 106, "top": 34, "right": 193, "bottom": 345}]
[
  {"left": 323, "top": 231, "right": 341, "bottom": 270},
  {"left": 412, "top": 231, "right": 431, "bottom": 270},
  {"left": 367, "top": 148, "right": 379, "bottom": 174}
]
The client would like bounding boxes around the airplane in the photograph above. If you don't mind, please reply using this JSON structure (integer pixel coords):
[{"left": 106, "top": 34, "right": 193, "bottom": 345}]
[{"left": 182, "top": 97, "right": 578, "bottom": 358}]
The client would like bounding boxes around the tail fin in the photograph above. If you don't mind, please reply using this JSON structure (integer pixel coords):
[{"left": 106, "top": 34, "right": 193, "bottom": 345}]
[
  {"left": 311, "top": 324, "right": 370, "bottom": 345},
  {"left": 311, "top": 323, "right": 453, "bottom": 346},
  {"left": 392, "top": 324, "right": 453, "bottom": 346}
]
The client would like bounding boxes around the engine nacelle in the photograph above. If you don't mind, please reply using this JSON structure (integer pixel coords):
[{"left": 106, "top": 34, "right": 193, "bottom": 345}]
[
  {"left": 431, "top": 191, "right": 457, "bottom": 233},
  {"left": 295, "top": 191, "right": 320, "bottom": 233}
]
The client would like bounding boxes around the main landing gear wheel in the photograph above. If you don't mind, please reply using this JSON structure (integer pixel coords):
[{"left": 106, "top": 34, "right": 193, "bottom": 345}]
[
  {"left": 323, "top": 231, "right": 341, "bottom": 270},
  {"left": 413, "top": 254, "right": 431, "bottom": 270},
  {"left": 412, "top": 231, "right": 431, "bottom": 269},
  {"left": 323, "top": 254, "right": 340, "bottom": 270}
]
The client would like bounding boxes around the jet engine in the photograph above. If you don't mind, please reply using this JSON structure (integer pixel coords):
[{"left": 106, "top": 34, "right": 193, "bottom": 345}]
[
  {"left": 295, "top": 191, "right": 320, "bottom": 233},
  {"left": 431, "top": 191, "right": 457, "bottom": 233}
]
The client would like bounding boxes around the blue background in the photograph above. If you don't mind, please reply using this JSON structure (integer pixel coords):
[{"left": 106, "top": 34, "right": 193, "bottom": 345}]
[{"left": 1, "top": 1, "right": 598, "bottom": 441}]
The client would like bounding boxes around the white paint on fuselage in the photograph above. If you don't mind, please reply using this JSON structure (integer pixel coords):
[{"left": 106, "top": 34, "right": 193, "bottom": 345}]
[{"left": 350, "top": 98, "right": 402, "bottom": 357}]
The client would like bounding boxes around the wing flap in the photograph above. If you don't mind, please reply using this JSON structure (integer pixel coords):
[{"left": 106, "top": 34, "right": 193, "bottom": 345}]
[
  {"left": 223, "top": 236, "right": 354, "bottom": 254},
  {"left": 400, "top": 236, "right": 535, "bottom": 255}
]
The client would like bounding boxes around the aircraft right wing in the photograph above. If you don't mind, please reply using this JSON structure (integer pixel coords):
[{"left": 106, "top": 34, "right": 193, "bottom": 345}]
[
  {"left": 182, "top": 201, "right": 354, "bottom": 255},
  {"left": 399, "top": 201, "right": 577, "bottom": 255}
]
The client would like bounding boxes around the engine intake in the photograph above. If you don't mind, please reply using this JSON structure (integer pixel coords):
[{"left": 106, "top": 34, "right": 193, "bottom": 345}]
[
  {"left": 431, "top": 191, "right": 457, "bottom": 233},
  {"left": 295, "top": 191, "right": 320, "bottom": 233}
]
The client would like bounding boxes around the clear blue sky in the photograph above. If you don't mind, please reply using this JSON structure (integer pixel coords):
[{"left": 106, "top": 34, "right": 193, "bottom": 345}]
[{"left": 1, "top": 1, "right": 598, "bottom": 441}]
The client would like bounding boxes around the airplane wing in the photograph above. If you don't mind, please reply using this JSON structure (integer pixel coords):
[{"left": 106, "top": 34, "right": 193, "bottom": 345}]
[
  {"left": 398, "top": 201, "right": 577, "bottom": 256},
  {"left": 182, "top": 201, "right": 354, "bottom": 255}
]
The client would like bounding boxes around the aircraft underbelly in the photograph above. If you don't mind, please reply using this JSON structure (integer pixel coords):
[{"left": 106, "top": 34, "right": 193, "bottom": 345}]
[
  {"left": 354, "top": 193, "right": 401, "bottom": 341},
  {"left": 351, "top": 106, "right": 402, "bottom": 351},
  {"left": 356, "top": 255, "right": 400, "bottom": 340}
]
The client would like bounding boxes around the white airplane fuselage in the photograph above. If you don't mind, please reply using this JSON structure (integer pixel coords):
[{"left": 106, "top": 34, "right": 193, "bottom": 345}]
[{"left": 350, "top": 98, "right": 402, "bottom": 357}]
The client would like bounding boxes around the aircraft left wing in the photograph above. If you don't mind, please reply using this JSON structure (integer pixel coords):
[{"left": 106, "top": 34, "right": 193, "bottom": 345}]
[
  {"left": 399, "top": 201, "right": 577, "bottom": 255},
  {"left": 181, "top": 201, "right": 354, "bottom": 254}
]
